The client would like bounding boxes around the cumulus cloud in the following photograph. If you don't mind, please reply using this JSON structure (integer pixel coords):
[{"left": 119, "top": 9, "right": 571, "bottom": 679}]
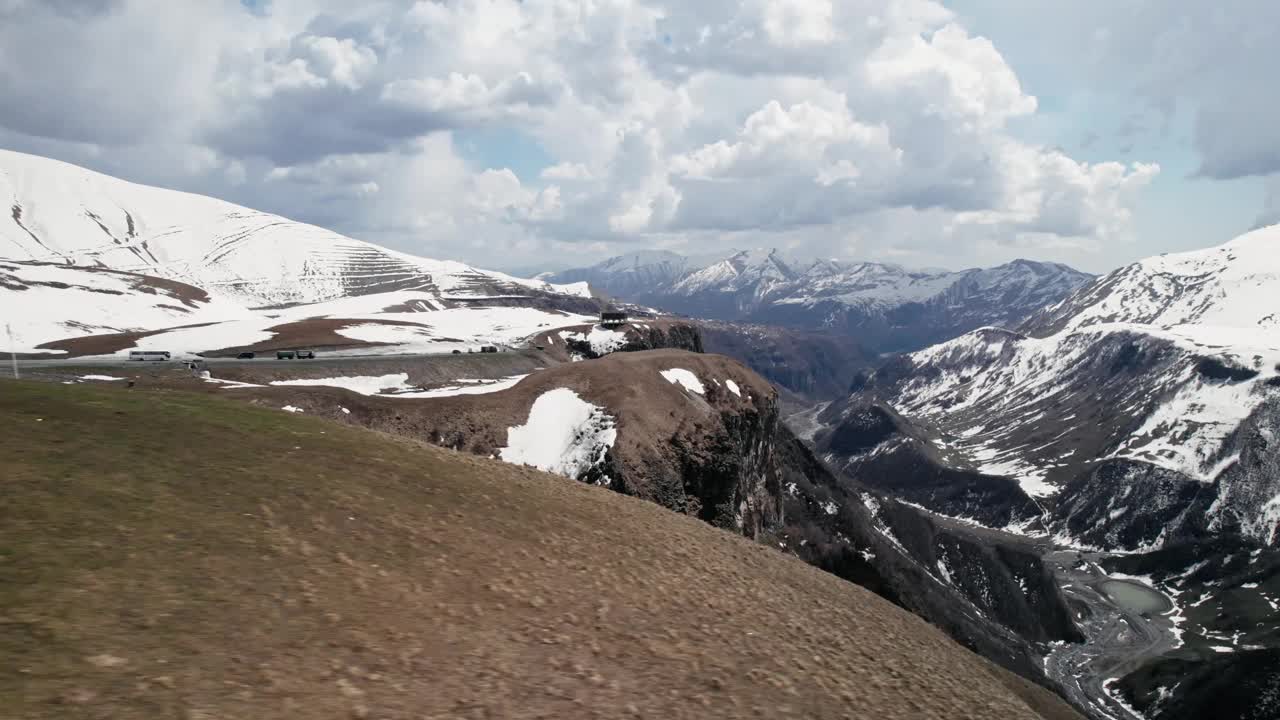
[{"left": 0, "top": 0, "right": 1166, "bottom": 271}]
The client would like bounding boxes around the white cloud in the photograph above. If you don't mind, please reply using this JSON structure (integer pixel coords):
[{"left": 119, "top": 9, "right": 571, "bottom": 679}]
[
  {"left": 866, "top": 24, "right": 1036, "bottom": 130},
  {"left": 541, "top": 162, "right": 594, "bottom": 180},
  {"left": 670, "top": 99, "right": 898, "bottom": 180},
  {"left": 290, "top": 34, "right": 378, "bottom": 91},
  {"left": 0, "top": 0, "right": 1167, "bottom": 271},
  {"left": 760, "top": 0, "right": 837, "bottom": 47}
]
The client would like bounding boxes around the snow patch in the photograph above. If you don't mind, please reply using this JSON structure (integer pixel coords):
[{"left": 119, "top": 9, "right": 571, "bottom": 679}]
[
  {"left": 499, "top": 388, "right": 617, "bottom": 482},
  {"left": 203, "top": 376, "right": 264, "bottom": 389},
  {"left": 393, "top": 374, "right": 527, "bottom": 398},
  {"left": 660, "top": 368, "right": 705, "bottom": 395},
  {"left": 272, "top": 373, "right": 413, "bottom": 395},
  {"left": 559, "top": 326, "right": 630, "bottom": 356},
  {"left": 725, "top": 379, "right": 741, "bottom": 397}
]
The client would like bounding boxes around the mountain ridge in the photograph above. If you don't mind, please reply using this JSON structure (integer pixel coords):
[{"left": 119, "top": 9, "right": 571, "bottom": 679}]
[
  {"left": 545, "top": 248, "right": 1094, "bottom": 353},
  {"left": 0, "top": 148, "right": 597, "bottom": 356},
  {"left": 0, "top": 147, "right": 589, "bottom": 307}
]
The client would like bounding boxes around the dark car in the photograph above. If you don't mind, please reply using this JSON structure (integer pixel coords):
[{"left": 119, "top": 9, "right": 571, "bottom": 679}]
[
  {"left": 276, "top": 351, "right": 296, "bottom": 360},
  {"left": 237, "top": 351, "right": 256, "bottom": 359}
]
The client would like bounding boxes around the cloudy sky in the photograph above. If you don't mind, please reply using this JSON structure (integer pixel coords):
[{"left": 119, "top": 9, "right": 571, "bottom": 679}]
[{"left": 0, "top": 0, "right": 1275, "bottom": 274}]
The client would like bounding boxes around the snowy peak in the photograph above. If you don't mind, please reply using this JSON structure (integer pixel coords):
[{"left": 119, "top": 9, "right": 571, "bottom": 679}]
[
  {"left": 0, "top": 148, "right": 597, "bottom": 356},
  {"left": 1024, "top": 224, "right": 1280, "bottom": 341},
  {"left": 543, "top": 249, "right": 691, "bottom": 299},
  {"left": 0, "top": 148, "right": 587, "bottom": 308},
  {"left": 666, "top": 248, "right": 800, "bottom": 295},
  {"left": 544, "top": 246, "right": 1092, "bottom": 353},
  {"left": 595, "top": 249, "right": 687, "bottom": 273},
  {"left": 829, "top": 225, "right": 1280, "bottom": 550},
  {"left": 726, "top": 248, "right": 800, "bottom": 280}
]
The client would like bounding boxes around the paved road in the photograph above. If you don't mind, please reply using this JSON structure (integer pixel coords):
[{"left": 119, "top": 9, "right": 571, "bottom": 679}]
[{"left": 7, "top": 348, "right": 532, "bottom": 371}]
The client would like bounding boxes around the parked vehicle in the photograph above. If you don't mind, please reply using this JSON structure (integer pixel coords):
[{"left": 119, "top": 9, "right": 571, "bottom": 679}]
[
  {"left": 128, "top": 350, "right": 171, "bottom": 361},
  {"left": 480, "top": 345, "right": 498, "bottom": 353},
  {"left": 237, "top": 351, "right": 256, "bottom": 359},
  {"left": 276, "top": 351, "right": 296, "bottom": 360},
  {"left": 296, "top": 350, "right": 315, "bottom": 359}
]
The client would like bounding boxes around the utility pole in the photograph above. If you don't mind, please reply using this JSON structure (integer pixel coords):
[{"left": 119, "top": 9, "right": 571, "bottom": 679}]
[{"left": 6, "top": 324, "right": 17, "bottom": 379}]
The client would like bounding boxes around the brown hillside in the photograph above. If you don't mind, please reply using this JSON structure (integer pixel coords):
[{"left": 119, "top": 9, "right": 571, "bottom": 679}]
[
  {"left": 0, "top": 380, "right": 1079, "bottom": 720},
  {"left": 226, "top": 350, "right": 784, "bottom": 533}
]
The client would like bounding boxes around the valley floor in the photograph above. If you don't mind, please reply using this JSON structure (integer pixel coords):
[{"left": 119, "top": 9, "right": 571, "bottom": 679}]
[
  {"left": 1042, "top": 553, "right": 1180, "bottom": 720},
  {"left": 863, "top": 496, "right": 1187, "bottom": 720}
]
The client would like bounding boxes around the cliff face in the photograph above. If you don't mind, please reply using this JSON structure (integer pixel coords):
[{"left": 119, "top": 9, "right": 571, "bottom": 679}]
[
  {"left": 534, "top": 319, "right": 704, "bottom": 362},
  {"left": 660, "top": 391, "right": 782, "bottom": 537},
  {"left": 625, "top": 322, "right": 705, "bottom": 354}
]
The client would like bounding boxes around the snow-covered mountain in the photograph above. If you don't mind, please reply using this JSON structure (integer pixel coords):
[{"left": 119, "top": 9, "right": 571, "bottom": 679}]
[
  {"left": 0, "top": 149, "right": 595, "bottom": 355},
  {"left": 815, "top": 225, "right": 1280, "bottom": 550},
  {"left": 0, "top": 149, "right": 588, "bottom": 308},
  {"left": 546, "top": 248, "right": 1093, "bottom": 353},
  {"left": 542, "top": 250, "right": 693, "bottom": 301}
]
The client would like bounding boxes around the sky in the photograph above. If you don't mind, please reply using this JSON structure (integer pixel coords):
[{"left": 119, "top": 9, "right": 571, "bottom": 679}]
[{"left": 0, "top": 0, "right": 1276, "bottom": 275}]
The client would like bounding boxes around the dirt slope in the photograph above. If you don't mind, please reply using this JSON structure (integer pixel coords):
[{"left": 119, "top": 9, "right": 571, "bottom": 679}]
[{"left": 1, "top": 381, "right": 1078, "bottom": 720}]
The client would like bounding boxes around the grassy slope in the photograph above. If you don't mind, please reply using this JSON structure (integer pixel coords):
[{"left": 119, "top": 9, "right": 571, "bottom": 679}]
[{"left": 1, "top": 381, "right": 1077, "bottom": 719}]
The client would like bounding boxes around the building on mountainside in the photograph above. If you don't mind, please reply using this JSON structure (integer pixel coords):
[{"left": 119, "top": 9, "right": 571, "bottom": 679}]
[{"left": 600, "top": 309, "right": 628, "bottom": 327}]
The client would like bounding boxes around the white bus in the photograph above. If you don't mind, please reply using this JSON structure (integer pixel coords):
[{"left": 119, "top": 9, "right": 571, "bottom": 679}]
[{"left": 128, "top": 350, "right": 171, "bottom": 361}]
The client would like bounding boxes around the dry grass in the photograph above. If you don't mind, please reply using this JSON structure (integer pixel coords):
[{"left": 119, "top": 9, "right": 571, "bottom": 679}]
[{"left": 1, "top": 381, "right": 1075, "bottom": 719}]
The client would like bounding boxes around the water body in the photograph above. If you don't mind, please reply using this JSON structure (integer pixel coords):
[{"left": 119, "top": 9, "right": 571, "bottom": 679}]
[{"left": 1101, "top": 579, "right": 1171, "bottom": 614}]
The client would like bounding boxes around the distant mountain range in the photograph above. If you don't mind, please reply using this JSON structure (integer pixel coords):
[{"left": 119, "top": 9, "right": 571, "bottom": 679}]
[
  {"left": 544, "top": 248, "right": 1094, "bottom": 353},
  {"left": 816, "top": 225, "right": 1280, "bottom": 547},
  {"left": 809, "top": 225, "right": 1280, "bottom": 718}
]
